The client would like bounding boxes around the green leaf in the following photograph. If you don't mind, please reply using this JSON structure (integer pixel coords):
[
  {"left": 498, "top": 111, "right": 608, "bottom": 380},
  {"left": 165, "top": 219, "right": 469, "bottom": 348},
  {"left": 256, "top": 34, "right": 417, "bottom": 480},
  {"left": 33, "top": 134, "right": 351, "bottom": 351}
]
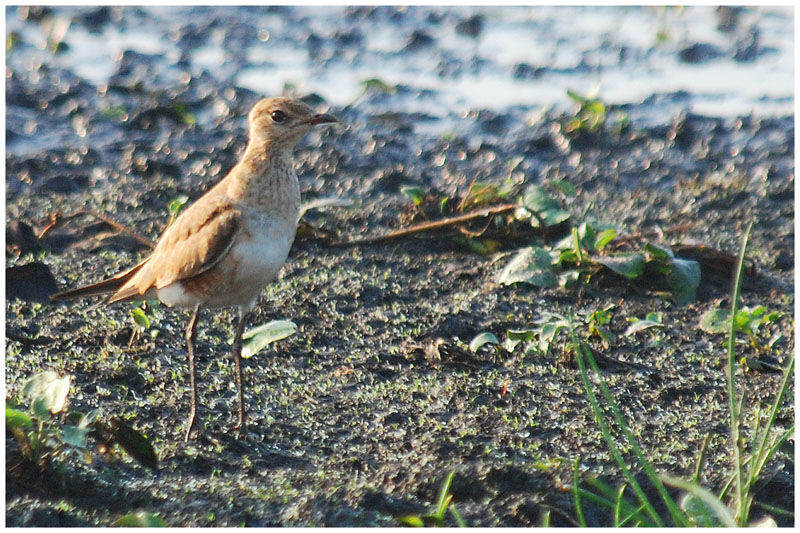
[
  {"left": 520, "top": 185, "right": 571, "bottom": 227},
  {"left": 111, "top": 418, "right": 158, "bottom": 469},
  {"left": 539, "top": 320, "right": 569, "bottom": 353},
  {"left": 558, "top": 270, "right": 581, "bottom": 288},
  {"left": 113, "top": 511, "right": 166, "bottom": 527},
  {"left": 463, "top": 181, "right": 513, "bottom": 208},
  {"left": 361, "top": 78, "right": 396, "bottom": 94},
  {"left": 644, "top": 241, "right": 674, "bottom": 261},
  {"left": 31, "top": 397, "right": 51, "bottom": 421},
  {"left": 171, "top": 102, "right": 196, "bottom": 125},
  {"left": 22, "top": 371, "right": 72, "bottom": 415},
  {"left": 168, "top": 195, "right": 189, "bottom": 220},
  {"left": 504, "top": 329, "right": 536, "bottom": 351},
  {"left": 548, "top": 178, "right": 577, "bottom": 197},
  {"left": 6, "top": 407, "right": 34, "bottom": 430},
  {"left": 396, "top": 515, "right": 425, "bottom": 527},
  {"left": 241, "top": 320, "right": 297, "bottom": 358},
  {"left": 469, "top": 332, "right": 499, "bottom": 353},
  {"left": 594, "top": 253, "right": 645, "bottom": 279},
  {"left": 594, "top": 229, "right": 618, "bottom": 251},
  {"left": 401, "top": 185, "right": 426, "bottom": 206},
  {"left": 567, "top": 89, "right": 589, "bottom": 105},
  {"left": 497, "top": 246, "right": 558, "bottom": 287},
  {"left": 645, "top": 311, "right": 663, "bottom": 322},
  {"left": 666, "top": 258, "right": 701, "bottom": 305},
  {"left": 577, "top": 222, "right": 598, "bottom": 254},
  {"left": 698, "top": 308, "right": 730, "bottom": 334},
  {"left": 100, "top": 105, "right": 127, "bottom": 120},
  {"left": 61, "top": 424, "right": 89, "bottom": 448},
  {"left": 624, "top": 319, "right": 665, "bottom": 337},
  {"left": 462, "top": 237, "right": 501, "bottom": 256},
  {"left": 557, "top": 249, "right": 580, "bottom": 265},
  {"left": 130, "top": 307, "right": 150, "bottom": 330},
  {"left": 588, "top": 306, "right": 614, "bottom": 327},
  {"left": 435, "top": 471, "right": 456, "bottom": 518},
  {"left": 661, "top": 475, "right": 736, "bottom": 527}
]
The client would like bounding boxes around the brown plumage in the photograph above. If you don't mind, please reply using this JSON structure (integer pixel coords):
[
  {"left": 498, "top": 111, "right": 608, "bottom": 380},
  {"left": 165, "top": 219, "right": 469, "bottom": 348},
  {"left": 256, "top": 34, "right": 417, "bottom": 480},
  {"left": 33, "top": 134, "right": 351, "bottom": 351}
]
[{"left": 52, "top": 97, "right": 337, "bottom": 441}]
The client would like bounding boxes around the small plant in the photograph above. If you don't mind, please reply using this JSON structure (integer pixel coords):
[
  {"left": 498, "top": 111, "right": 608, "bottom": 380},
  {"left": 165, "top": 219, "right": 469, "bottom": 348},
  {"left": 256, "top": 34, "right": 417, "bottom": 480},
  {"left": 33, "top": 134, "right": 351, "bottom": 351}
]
[
  {"left": 171, "top": 102, "right": 196, "bottom": 125},
  {"left": 569, "top": 222, "right": 794, "bottom": 526},
  {"left": 6, "top": 371, "right": 86, "bottom": 470},
  {"left": 498, "top": 219, "right": 702, "bottom": 304},
  {"left": 698, "top": 304, "right": 783, "bottom": 351},
  {"left": 587, "top": 305, "right": 617, "bottom": 346},
  {"left": 128, "top": 305, "right": 151, "bottom": 347},
  {"left": 100, "top": 105, "right": 128, "bottom": 120},
  {"left": 565, "top": 89, "right": 607, "bottom": 133},
  {"left": 167, "top": 195, "right": 189, "bottom": 225},
  {"left": 360, "top": 77, "right": 396, "bottom": 95},
  {"left": 6, "top": 370, "right": 158, "bottom": 472},
  {"left": 401, "top": 185, "right": 427, "bottom": 206},
  {"left": 397, "top": 470, "right": 467, "bottom": 527}
]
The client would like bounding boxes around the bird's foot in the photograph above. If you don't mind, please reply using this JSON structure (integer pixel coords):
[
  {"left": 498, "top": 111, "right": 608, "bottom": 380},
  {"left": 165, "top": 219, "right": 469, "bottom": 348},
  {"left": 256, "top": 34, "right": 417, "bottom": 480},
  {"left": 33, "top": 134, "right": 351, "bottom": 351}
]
[
  {"left": 232, "top": 419, "right": 248, "bottom": 440},
  {"left": 184, "top": 413, "right": 220, "bottom": 446}
]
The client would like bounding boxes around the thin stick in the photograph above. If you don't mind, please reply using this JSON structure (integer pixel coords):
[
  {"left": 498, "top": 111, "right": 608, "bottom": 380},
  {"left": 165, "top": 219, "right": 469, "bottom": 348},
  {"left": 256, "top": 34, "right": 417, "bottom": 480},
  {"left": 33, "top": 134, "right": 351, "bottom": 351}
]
[
  {"left": 330, "top": 203, "right": 518, "bottom": 247},
  {"left": 38, "top": 210, "right": 156, "bottom": 249},
  {"left": 609, "top": 223, "right": 695, "bottom": 247}
]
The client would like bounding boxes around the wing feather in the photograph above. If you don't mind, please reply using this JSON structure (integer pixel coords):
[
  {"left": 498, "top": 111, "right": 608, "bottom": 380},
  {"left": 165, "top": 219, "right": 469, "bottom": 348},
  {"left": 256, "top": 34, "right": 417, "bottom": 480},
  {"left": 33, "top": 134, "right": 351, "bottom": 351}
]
[{"left": 108, "top": 197, "right": 241, "bottom": 303}]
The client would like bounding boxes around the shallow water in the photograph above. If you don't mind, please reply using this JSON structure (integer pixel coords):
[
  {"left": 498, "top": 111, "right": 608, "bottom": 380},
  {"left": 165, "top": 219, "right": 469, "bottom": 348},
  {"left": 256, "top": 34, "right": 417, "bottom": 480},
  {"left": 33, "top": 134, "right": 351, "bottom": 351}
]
[{"left": 6, "top": 6, "right": 793, "bottom": 137}]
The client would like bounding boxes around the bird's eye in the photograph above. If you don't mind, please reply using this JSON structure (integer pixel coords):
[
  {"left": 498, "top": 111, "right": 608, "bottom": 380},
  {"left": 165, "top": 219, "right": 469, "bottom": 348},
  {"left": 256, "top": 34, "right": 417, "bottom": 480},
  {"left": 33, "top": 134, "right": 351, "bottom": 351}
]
[{"left": 271, "top": 110, "right": 287, "bottom": 123}]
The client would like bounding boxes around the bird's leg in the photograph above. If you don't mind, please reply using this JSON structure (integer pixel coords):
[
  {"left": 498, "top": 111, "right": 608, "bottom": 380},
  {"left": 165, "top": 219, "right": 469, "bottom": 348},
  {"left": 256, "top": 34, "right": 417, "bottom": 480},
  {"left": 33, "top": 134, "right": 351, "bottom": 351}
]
[
  {"left": 231, "top": 308, "right": 249, "bottom": 438},
  {"left": 184, "top": 304, "right": 202, "bottom": 442}
]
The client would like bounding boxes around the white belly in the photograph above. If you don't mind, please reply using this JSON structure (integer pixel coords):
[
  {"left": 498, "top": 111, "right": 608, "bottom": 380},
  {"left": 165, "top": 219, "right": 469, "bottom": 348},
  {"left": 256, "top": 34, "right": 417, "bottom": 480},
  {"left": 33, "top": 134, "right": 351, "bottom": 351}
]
[{"left": 156, "top": 213, "right": 297, "bottom": 310}]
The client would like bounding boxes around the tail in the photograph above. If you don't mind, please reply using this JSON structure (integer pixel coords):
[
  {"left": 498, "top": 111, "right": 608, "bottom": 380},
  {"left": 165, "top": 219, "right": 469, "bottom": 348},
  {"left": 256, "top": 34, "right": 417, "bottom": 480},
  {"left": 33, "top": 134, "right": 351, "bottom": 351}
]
[{"left": 50, "top": 262, "right": 143, "bottom": 302}]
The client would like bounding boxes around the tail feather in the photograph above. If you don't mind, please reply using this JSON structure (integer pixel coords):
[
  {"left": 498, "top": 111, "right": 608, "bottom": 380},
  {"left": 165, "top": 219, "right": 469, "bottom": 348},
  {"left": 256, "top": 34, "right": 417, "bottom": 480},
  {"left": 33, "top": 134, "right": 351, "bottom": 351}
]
[{"left": 50, "top": 262, "right": 143, "bottom": 303}]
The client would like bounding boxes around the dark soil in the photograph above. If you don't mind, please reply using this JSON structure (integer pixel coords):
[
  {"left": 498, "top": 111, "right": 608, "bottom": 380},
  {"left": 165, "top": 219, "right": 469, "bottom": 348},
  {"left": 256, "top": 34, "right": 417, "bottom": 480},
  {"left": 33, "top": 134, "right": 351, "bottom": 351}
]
[{"left": 5, "top": 6, "right": 794, "bottom": 527}]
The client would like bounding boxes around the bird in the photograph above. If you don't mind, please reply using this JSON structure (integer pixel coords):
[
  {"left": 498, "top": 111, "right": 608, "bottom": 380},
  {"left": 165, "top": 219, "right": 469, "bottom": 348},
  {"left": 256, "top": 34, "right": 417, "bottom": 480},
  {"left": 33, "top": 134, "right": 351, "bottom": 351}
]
[{"left": 51, "top": 96, "right": 337, "bottom": 442}]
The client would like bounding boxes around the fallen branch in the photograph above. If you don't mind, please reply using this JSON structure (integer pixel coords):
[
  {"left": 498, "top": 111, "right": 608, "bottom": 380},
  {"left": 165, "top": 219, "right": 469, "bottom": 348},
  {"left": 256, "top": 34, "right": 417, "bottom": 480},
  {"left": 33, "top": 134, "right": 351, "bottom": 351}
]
[
  {"left": 609, "top": 223, "right": 694, "bottom": 248},
  {"left": 330, "top": 203, "right": 518, "bottom": 247},
  {"left": 38, "top": 210, "right": 156, "bottom": 249}
]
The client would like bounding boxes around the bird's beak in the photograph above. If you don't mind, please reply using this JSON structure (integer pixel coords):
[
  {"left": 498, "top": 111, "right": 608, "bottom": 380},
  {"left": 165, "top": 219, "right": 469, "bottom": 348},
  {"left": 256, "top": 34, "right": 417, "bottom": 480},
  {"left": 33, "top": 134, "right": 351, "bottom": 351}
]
[{"left": 302, "top": 113, "right": 338, "bottom": 126}]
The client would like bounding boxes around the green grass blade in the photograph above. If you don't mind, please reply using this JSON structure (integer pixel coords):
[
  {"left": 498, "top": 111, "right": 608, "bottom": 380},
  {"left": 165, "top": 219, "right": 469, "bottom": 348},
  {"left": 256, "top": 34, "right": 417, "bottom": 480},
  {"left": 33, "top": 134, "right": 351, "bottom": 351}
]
[
  {"left": 613, "top": 483, "right": 626, "bottom": 526},
  {"left": 576, "top": 335, "right": 688, "bottom": 526},
  {"left": 691, "top": 433, "right": 711, "bottom": 484},
  {"left": 449, "top": 504, "right": 467, "bottom": 527},
  {"left": 539, "top": 508, "right": 551, "bottom": 527},
  {"left": 752, "top": 499, "right": 795, "bottom": 519},
  {"left": 726, "top": 221, "right": 752, "bottom": 524},
  {"left": 750, "top": 354, "right": 794, "bottom": 483},
  {"left": 567, "top": 317, "right": 665, "bottom": 526},
  {"left": 617, "top": 503, "right": 650, "bottom": 527},
  {"left": 572, "top": 457, "right": 587, "bottom": 527},
  {"left": 585, "top": 477, "right": 646, "bottom": 519},
  {"left": 749, "top": 424, "right": 794, "bottom": 498},
  {"left": 585, "top": 476, "right": 655, "bottom": 522},
  {"left": 396, "top": 515, "right": 425, "bottom": 527},
  {"left": 661, "top": 474, "right": 737, "bottom": 527},
  {"left": 436, "top": 471, "right": 455, "bottom": 519},
  {"left": 574, "top": 486, "right": 656, "bottom": 527}
]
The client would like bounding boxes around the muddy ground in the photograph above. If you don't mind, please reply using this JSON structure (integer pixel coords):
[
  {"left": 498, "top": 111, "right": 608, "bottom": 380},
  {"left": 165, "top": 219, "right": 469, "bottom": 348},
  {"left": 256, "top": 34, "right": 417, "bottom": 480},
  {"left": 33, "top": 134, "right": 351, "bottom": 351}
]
[{"left": 5, "top": 6, "right": 794, "bottom": 527}]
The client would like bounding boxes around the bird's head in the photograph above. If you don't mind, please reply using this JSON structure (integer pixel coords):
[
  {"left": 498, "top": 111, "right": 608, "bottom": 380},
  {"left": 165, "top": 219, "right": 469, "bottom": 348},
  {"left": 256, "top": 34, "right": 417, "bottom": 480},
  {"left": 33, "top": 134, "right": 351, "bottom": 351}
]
[{"left": 247, "top": 97, "right": 337, "bottom": 148}]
